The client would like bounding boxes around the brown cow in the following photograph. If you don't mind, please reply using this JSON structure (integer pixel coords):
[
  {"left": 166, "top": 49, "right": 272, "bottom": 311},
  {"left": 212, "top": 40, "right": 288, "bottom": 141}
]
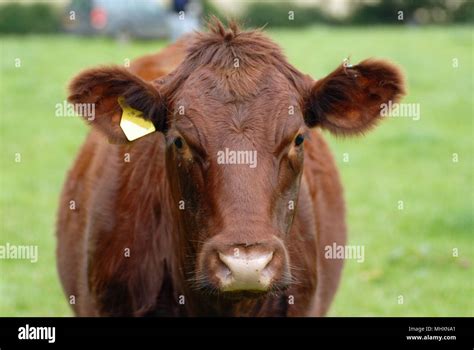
[{"left": 57, "top": 20, "right": 404, "bottom": 316}]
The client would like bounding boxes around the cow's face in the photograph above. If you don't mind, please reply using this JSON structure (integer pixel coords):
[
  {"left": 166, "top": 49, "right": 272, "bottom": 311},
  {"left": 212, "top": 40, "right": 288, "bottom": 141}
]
[
  {"left": 69, "top": 37, "right": 403, "bottom": 299},
  {"left": 164, "top": 66, "right": 307, "bottom": 296}
]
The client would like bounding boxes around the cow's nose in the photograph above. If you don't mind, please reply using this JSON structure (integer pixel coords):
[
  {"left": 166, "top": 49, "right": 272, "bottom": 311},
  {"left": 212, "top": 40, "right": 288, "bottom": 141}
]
[{"left": 216, "top": 249, "right": 275, "bottom": 291}]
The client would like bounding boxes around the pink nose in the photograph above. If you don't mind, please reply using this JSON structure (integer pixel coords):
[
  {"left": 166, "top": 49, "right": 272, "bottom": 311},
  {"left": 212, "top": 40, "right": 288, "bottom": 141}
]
[{"left": 215, "top": 249, "right": 276, "bottom": 291}]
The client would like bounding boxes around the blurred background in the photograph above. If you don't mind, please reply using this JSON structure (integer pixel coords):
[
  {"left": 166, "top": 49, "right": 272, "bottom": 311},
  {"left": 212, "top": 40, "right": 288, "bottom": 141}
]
[
  {"left": 0, "top": 0, "right": 472, "bottom": 316},
  {"left": 0, "top": 0, "right": 473, "bottom": 38}
]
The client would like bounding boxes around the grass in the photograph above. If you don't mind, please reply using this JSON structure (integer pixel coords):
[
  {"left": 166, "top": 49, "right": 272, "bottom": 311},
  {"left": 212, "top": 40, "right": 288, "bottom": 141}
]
[{"left": 0, "top": 26, "right": 472, "bottom": 316}]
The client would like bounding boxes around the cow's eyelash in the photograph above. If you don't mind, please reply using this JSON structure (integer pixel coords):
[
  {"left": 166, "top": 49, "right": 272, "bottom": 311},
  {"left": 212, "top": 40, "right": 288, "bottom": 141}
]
[
  {"left": 294, "top": 134, "right": 305, "bottom": 146},
  {"left": 174, "top": 137, "right": 184, "bottom": 149},
  {"left": 173, "top": 135, "right": 209, "bottom": 162},
  {"left": 276, "top": 132, "right": 305, "bottom": 156}
]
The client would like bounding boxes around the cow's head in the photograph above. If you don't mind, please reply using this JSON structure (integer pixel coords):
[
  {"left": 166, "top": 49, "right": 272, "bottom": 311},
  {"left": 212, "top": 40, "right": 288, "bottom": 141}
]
[{"left": 68, "top": 21, "right": 404, "bottom": 299}]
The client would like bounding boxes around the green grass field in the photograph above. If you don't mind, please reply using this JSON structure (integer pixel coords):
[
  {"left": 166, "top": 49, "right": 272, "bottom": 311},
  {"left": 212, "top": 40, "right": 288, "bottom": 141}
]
[{"left": 0, "top": 26, "right": 472, "bottom": 316}]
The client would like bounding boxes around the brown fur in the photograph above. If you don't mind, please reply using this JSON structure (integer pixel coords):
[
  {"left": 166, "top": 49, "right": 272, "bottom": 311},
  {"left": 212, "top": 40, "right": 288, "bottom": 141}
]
[{"left": 57, "top": 20, "right": 404, "bottom": 316}]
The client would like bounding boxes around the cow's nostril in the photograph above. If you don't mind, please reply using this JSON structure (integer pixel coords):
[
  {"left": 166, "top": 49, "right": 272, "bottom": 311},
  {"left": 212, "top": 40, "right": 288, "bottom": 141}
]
[
  {"left": 215, "top": 259, "right": 232, "bottom": 282},
  {"left": 216, "top": 251, "right": 275, "bottom": 291}
]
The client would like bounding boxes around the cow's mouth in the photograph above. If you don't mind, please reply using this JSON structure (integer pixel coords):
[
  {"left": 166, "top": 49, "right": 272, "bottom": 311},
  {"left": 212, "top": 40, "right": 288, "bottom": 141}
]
[
  {"left": 219, "top": 285, "right": 289, "bottom": 300},
  {"left": 219, "top": 290, "right": 268, "bottom": 300},
  {"left": 190, "top": 272, "right": 291, "bottom": 300},
  {"left": 191, "top": 275, "right": 292, "bottom": 301}
]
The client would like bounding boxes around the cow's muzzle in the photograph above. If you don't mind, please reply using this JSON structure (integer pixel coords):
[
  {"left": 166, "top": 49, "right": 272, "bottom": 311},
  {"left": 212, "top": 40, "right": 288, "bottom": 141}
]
[{"left": 198, "top": 238, "right": 290, "bottom": 295}]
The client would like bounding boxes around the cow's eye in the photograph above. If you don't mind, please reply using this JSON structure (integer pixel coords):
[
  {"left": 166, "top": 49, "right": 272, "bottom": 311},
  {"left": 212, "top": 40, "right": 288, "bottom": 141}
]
[
  {"left": 294, "top": 134, "right": 304, "bottom": 146},
  {"left": 174, "top": 137, "right": 184, "bottom": 149}
]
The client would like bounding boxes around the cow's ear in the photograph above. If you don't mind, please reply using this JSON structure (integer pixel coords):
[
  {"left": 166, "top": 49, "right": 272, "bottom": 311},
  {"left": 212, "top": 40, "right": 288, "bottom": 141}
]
[
  {"left": 304, "top": 59, "right": 405, "bottom": 136},
  {"left": 68, "top": 66, "right": 167, "bottom": 143}
]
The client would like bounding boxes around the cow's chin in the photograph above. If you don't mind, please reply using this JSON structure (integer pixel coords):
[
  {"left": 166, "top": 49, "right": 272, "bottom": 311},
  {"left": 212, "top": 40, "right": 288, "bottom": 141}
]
[
  {"left": 218, "top": 282, "right": 291, "bottom": 300},
  {"left": 191, "top": 272, "right": 291, "bottom": 301},
  {"left": 218, "top": 290, "right": 269, "bottom": 300}
]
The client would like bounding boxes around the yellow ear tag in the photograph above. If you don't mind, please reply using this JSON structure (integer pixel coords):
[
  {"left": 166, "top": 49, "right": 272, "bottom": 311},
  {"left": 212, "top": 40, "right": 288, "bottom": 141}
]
[{"left": 118, "top": 96, "right": 156, "bottom": 141}]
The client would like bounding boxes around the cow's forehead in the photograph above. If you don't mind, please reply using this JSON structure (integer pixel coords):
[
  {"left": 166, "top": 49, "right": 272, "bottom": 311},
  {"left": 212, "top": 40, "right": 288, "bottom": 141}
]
[
  {"left": 172, "top": 66, "right": 302, "bottom": 129},
  {"left": 171, "top": 99, "right": 304, "bottom": 154}
]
